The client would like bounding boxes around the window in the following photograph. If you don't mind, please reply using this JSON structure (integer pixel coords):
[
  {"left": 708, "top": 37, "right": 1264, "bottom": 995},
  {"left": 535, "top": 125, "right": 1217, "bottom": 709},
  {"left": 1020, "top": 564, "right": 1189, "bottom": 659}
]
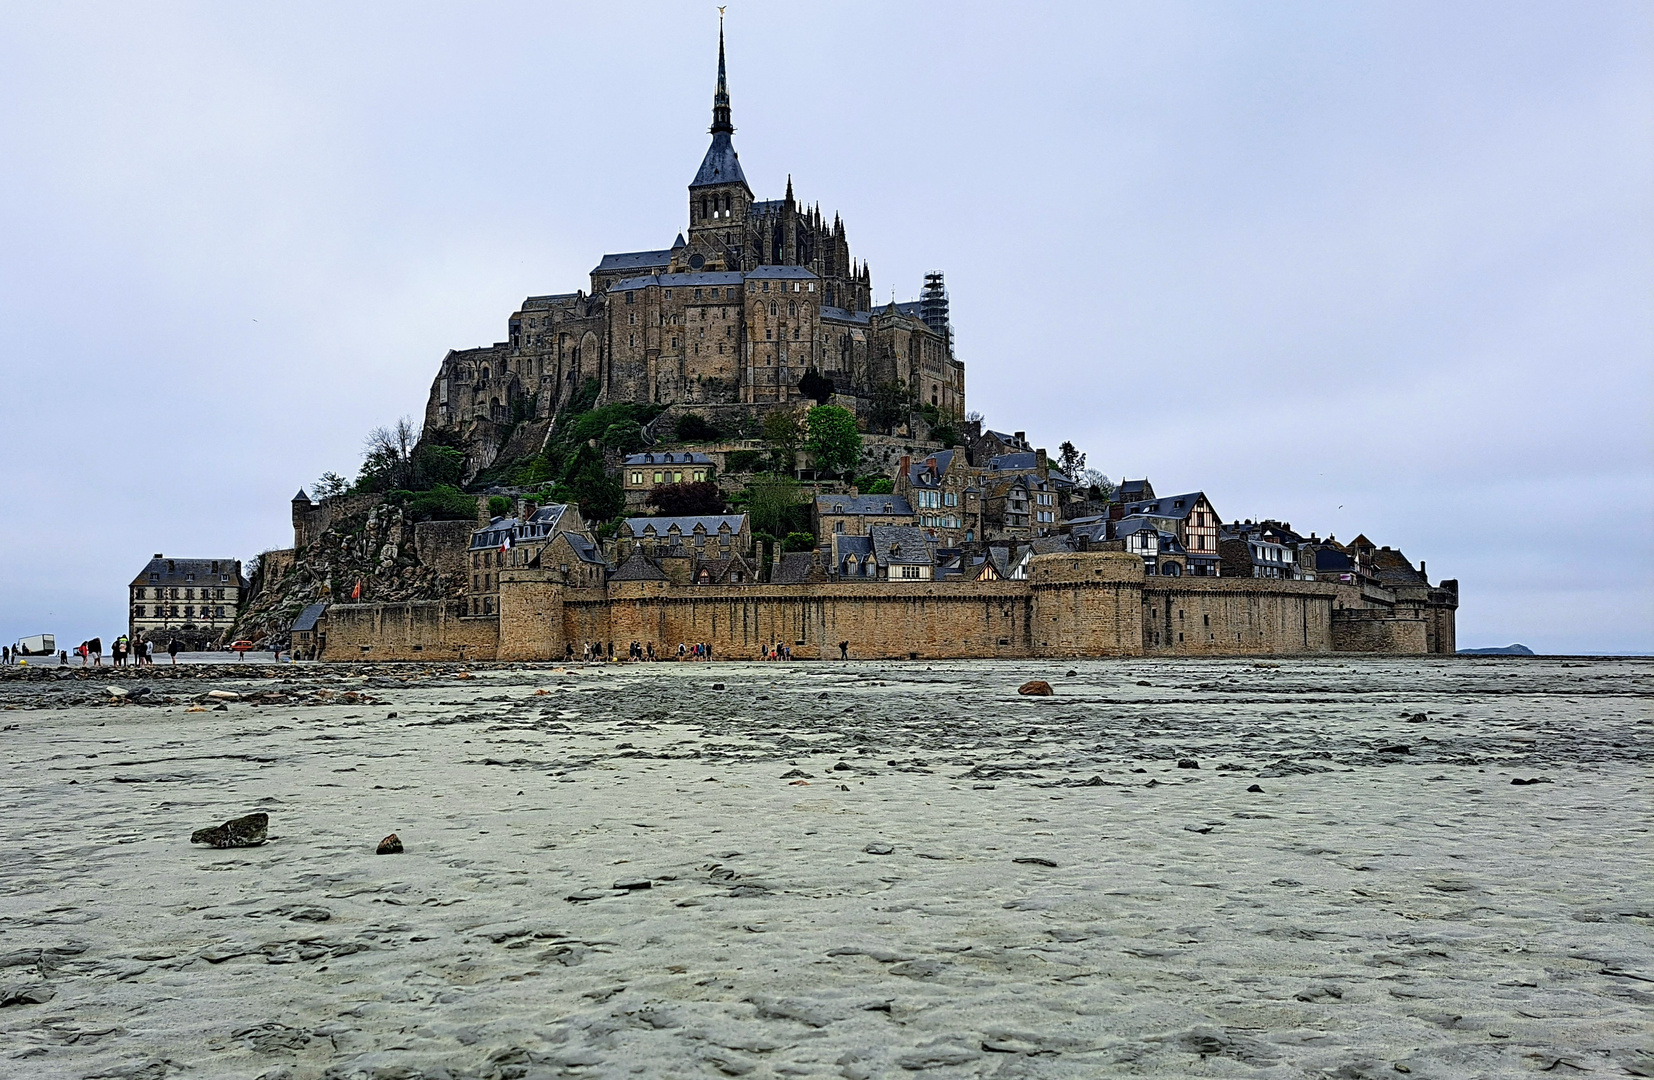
[
  {"left": 663, "top": 289, "right": 671, "bottom": 299},
  {"left": 762, "top": 282, "right": 769, "bottom": 292},
  {"left": 135, "top": 605, "right": 145, "bottom": 618},
  {"left": 834, "top": 521, "right": 844, "bottom": 533},
  {"left": 693, "top": 469, "right": 705, "bottom": 481},
  {"left": 901, "top": 566, "right": 921, "bottom": 579},
  {"left": 654, "top": 472, "right": 663, "bottom": 484},
  {"left": 695, "top": 289, "right": 701, "bottom": 299},
  {"left": 631, "top": 472, "right": 643, "bottom": 485},
  {"left": 626, "top": 292, "right": 634, "bottom": 304},
  {"left": 769, "top": 301, "right": 777, "bottom": 316}
]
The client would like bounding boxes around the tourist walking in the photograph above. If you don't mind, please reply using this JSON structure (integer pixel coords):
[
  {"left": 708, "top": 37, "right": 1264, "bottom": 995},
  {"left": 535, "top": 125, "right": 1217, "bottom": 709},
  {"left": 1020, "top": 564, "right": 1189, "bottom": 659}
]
[
  {"left": 59, "top": 649, "right": 68, "bottom": 666},
  {"left": 839, "top": 640, "right": 849, "bottom": 660},
  {"left": 167, "top": 639, "right": 181, "bottom": 665},
  {"left": 2, "top": 646, "right": 10, "bottom": 665},
  {"left": 89, "top": 637, "right": 103, "bottom": 666}
]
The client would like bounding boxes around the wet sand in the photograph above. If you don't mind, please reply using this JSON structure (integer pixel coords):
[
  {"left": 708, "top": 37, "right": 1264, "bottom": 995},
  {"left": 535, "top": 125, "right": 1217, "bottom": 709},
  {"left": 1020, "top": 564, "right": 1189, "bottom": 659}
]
[{"left": 1, "top": 657, "right": 1649, "bottom": 1079}]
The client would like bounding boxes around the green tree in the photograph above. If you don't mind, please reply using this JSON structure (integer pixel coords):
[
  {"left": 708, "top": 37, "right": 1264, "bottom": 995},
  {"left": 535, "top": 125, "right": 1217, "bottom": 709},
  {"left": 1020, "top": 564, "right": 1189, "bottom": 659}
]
[
  {"left": 869, "top": 380, "right": 912, "bottom": 434},
  {"left": 762, "top": 409, "right": 804, "bottom": 474},
  {"left": 411, "top": 443, "right": 464, "bottom": 488},
  {"left": 312, "top": 472, "right": 349, "bottom": 500},
  {"left": 782, "top": 531, "right": 816, "bottom": 552},
  {"left": 803, "top": 405, "right": 862, "bottom": 477},
  {"left": 744, "top": 473, "right": 804, "bottom": 538},
  {"left": 863, "top": 477, "right": 894, "bottom": 495},
  {"left": 1057, "top": 441, "right": 1086, "bottom": 483},
  {"left": 487, "top": 495, "right": 514, "bottom": 518}
]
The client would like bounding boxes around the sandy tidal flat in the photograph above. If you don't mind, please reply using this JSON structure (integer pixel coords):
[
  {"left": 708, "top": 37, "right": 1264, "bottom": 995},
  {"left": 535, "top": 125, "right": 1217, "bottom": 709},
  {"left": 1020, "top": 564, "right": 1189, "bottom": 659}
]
[{"left": 0, "top": 657, "right": 1650, "bottom": 1079}]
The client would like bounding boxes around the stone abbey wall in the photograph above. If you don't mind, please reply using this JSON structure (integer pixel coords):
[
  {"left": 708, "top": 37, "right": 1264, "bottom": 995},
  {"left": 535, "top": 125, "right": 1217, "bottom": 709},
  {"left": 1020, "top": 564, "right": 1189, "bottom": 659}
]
[{"left": 322, "top": 552, "right": 1449, "bottom": 662}]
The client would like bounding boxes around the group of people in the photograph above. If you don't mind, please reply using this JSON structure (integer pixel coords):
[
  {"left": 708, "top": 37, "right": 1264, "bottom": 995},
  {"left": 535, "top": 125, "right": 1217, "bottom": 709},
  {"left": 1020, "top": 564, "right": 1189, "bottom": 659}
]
[
  {"left": 554, "top": 639, "right": 853, "bottom": 663},
  {"left": 2, "top": 637, "right": 186, "bottom": 667}
]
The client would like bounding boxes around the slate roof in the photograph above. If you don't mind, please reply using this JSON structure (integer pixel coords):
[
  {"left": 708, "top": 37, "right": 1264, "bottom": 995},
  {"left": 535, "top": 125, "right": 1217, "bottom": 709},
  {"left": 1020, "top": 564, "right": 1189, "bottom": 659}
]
[
  {"left": 771, "top": 551, "right": 826, "bottom": 585},
  {"left": 906, "top": 449, "right": 957, "bottom": 487},
  {"left": 1119, "top": 491, "right": 1208, "bottom": 521},
  {"left": 513, "top": 504, "right": 573, "bottom": 541},
  {"left": 521, "top": 292, "right": 579, "bottom": 309},
  {"left": 610, "top": 551, "right": 669, "bottom": 582},
  {"left": 131, "top": 557, "right": 247, "bottom": 589},
  {"left": 291, "top": 602, "right": 327, "bottom": 633},
  {"left": 622, "top": 514, "right": 747, "bottom": 536},
  {"left": 985, "top": 430, "right": 1032, "bottom": 451},
  {"left": 868, "top": 525, "right": 933, "bottom": 568},
  {"left": 560, "top": 533, "right": 608, "bottom": 567},
  {"left": 691, "top": 131, "right": 748, "bottom": 188},
  {"left": 470, "top": 517, "right": 518, "bottom": 551},
  {"left": 1314, "top": 548, "right": 1354, "bottom": 572},
  {"left": 988, "top": 452, "right": 1041, "bottom": 473},
  {"left": 744, "top": 265, "right": 819, "bottom": 280},
  {"left": 819, "top": 306, "right": 872, "bottom": 324},
  {"left": 609, "top": 272, "right": 747, "bottom": 292},
  {"left": 815, "top": 494, "right": 914, "bottom": 516},
  {"left": 594, "top": 249, "right": 674, "bottom": 275},
  {"left": 624, "top": 451, "right": 714, "bottom": 466}
]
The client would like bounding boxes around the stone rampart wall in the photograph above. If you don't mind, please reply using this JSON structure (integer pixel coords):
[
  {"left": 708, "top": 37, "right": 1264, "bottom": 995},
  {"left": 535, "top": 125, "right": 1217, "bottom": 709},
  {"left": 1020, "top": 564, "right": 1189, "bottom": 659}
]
[
  {"left": 321, "top": 556, "right": 1452, "bottom": 662},
  {"left": 1140, "top": 578, "right": 1339, "bottom": 656},
  {"left": 1330, "top": 609, "right": 1429, "bottom": 655},
  {"left": 323, "top": 601, "right": 499, "bottom": 661}
]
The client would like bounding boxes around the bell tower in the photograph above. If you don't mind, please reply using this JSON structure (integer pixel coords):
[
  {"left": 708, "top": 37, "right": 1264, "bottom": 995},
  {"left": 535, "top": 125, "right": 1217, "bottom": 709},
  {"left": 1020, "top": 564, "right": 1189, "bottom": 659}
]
[{"left": 686, "top": 16, "right": 752, "bottom": 269}]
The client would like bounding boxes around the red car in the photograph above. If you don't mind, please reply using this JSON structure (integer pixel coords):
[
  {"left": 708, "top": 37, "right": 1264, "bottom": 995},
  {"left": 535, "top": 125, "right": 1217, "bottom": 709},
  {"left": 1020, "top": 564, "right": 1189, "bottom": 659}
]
[{"left": 229, "top": 640, "right": 257, "bottom": 654}]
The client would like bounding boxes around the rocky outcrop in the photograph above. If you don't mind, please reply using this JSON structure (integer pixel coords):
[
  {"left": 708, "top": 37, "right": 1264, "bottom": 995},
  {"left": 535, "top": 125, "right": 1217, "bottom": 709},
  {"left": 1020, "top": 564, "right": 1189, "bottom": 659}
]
[{"left": 234, "top": 498, "right": 470, "bottom": 647}]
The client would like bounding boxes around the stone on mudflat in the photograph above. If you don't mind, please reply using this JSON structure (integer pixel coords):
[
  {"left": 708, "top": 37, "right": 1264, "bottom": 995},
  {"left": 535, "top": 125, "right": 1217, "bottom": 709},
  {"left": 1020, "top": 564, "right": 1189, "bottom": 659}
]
[
  {"left": 1017, "top": 680, "right": 1053, "bottom": 696},
  {"left": 207, "top": 690, "right": 240, "bottom": 701},
  {"left": 190, "top": 811, "right": 269, "bottom": 848},
  {"left": 376, "top": 833, "right": 404, "bottom": 855},
  {"left": 1177, "top": 759, "right": 1200, "bottom": 769}
]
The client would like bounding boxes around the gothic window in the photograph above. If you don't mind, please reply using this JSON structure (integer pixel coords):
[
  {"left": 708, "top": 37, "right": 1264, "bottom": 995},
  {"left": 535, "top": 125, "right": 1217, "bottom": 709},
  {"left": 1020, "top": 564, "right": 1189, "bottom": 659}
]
[
  {"left": 793, "top": 328, "right": 799, "bottom": 339},
  {"left": 789, "top": 301, "right": 796, "bottom": 316},
  {"left": 769, "top": 301, "right": 777, "bottom": 316},
  {"left": 700, "top": 197, "right": 708, "bottom": 219}
]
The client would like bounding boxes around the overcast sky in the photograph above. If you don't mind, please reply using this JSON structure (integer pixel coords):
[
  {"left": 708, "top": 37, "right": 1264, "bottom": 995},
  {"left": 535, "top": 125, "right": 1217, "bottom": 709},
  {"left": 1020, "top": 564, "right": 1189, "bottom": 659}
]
[{"left": 1, "top": 2, "right": 1649, "bottom": 655}]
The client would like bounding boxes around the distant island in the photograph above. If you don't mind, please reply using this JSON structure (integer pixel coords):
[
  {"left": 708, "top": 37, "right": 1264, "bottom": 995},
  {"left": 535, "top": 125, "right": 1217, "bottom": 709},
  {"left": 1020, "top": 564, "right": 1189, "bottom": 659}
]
[{"left": 1457, "top": 644, "right": 1535, "bottom": 656}]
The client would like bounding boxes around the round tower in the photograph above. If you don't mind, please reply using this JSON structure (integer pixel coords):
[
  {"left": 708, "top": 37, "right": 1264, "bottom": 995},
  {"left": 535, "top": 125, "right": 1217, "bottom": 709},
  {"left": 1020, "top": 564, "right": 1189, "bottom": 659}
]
[{"left": 1027, "top": 552, "right": 1145, "bottom": 657}]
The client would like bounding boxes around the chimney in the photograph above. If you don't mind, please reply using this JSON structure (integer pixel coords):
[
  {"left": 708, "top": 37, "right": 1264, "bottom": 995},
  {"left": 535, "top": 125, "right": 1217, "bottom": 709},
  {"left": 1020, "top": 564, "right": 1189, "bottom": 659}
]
[
  {"left": 153, "top": 553, "right": 163, "bottom": 559},
  {"left": 924, "top": 456, "right": 936, "bottom": 471},
  {"left": 899, "top": 455, "right": 911, "bottom": 481}
]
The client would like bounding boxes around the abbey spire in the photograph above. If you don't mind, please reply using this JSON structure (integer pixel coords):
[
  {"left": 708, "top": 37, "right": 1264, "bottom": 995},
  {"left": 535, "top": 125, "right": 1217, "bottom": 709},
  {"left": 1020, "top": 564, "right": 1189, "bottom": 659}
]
[
  {"left": 710, "top": 15, "right": 733, "bottom": 135},
  {"left": 690, "top": 14, "right": 749, "bottom": 192}
]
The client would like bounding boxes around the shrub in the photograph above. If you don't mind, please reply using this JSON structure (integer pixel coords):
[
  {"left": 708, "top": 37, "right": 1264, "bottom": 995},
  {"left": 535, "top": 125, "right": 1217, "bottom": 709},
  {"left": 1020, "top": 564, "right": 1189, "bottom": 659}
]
[
  {"left": 725, "top": 449, "right": 764, "bottom": 473},
  {"left": 864, "top": 478, "right": 894, "bottom": 495},
  {"left": 782, "top": 532, "right": 816, "bottom": 552},
  {"left": 408, "top": 485, "right": 477, "bottom": 522},
  {"left": 487, "top": 495, "right": 514, "bottom": 518}
]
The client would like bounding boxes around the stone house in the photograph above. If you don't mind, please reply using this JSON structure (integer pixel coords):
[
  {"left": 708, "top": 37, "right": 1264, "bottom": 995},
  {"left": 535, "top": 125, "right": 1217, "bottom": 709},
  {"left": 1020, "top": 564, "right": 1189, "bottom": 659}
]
[
  {"left": 981, "top": 473, "right": 1061, "bottom": 540},
  {"left": 129, "top": 556, "right": 248, "bottom": 643},
  {"left": 1220, "top": 521, "right": 1304, "bottom": 580},
  {"left": 813, "top": 493, "right": 916, "bottom": 548},
  {"left": 614, "top": 513, "right": 752, "bottom": 562},
  {"left": 1113, "top": 491, "right": 1221, "bottom": 576},
  {"left": 1116, "top": 519, "right": 1189, "bottom": 577},
  {"left": 894, "top": 449, "right": 982, "bottom": 548},
  {"left": 468, "top": 503, "right": 590, "bottom": 616},
  {"left": 289, "top": 602, "right": 328, "bottom": 659},
  {"left": 622, "top": 451, "right": 714, "bottom": 508}
]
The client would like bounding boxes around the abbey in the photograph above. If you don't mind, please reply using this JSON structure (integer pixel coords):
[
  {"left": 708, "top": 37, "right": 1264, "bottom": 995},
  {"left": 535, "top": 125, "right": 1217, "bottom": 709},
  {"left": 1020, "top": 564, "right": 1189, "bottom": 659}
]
[{"left": 423, "top": 24, "right": 965, "bottom": 476}]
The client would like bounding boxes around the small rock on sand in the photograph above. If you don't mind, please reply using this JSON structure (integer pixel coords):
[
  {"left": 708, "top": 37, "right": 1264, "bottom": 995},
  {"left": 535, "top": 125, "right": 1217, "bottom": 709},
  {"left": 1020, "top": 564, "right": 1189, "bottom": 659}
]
[
  {"left": 0, "top": 983, "right": 55, "bottom": 1007},
  {"left": 1013, "top": 857, "right": 1057, "bottom": 867},
  {"left": 864, "top": 842, "right": 895, "bottom": 855},
  {"left": 1247, "top": 784, "right": 1264, "bottom": 792},
  {"left": 207, "top": 690, "right": 240, "bottom": 701},
  {"left": 376, "top": 833, "right": 404, "bottom": 855},
  {"left": 1177, "top": 759, "right": 1200, "bottom": 769},
  {"left": 105, "top": 686, "right": 127, "bottom": 698},
  {"left": 190, "top": 812, "right": 268, "bottom": 849},
  {"left": 1017, "top": 681, "right": 1053, "bottom": 696}
]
